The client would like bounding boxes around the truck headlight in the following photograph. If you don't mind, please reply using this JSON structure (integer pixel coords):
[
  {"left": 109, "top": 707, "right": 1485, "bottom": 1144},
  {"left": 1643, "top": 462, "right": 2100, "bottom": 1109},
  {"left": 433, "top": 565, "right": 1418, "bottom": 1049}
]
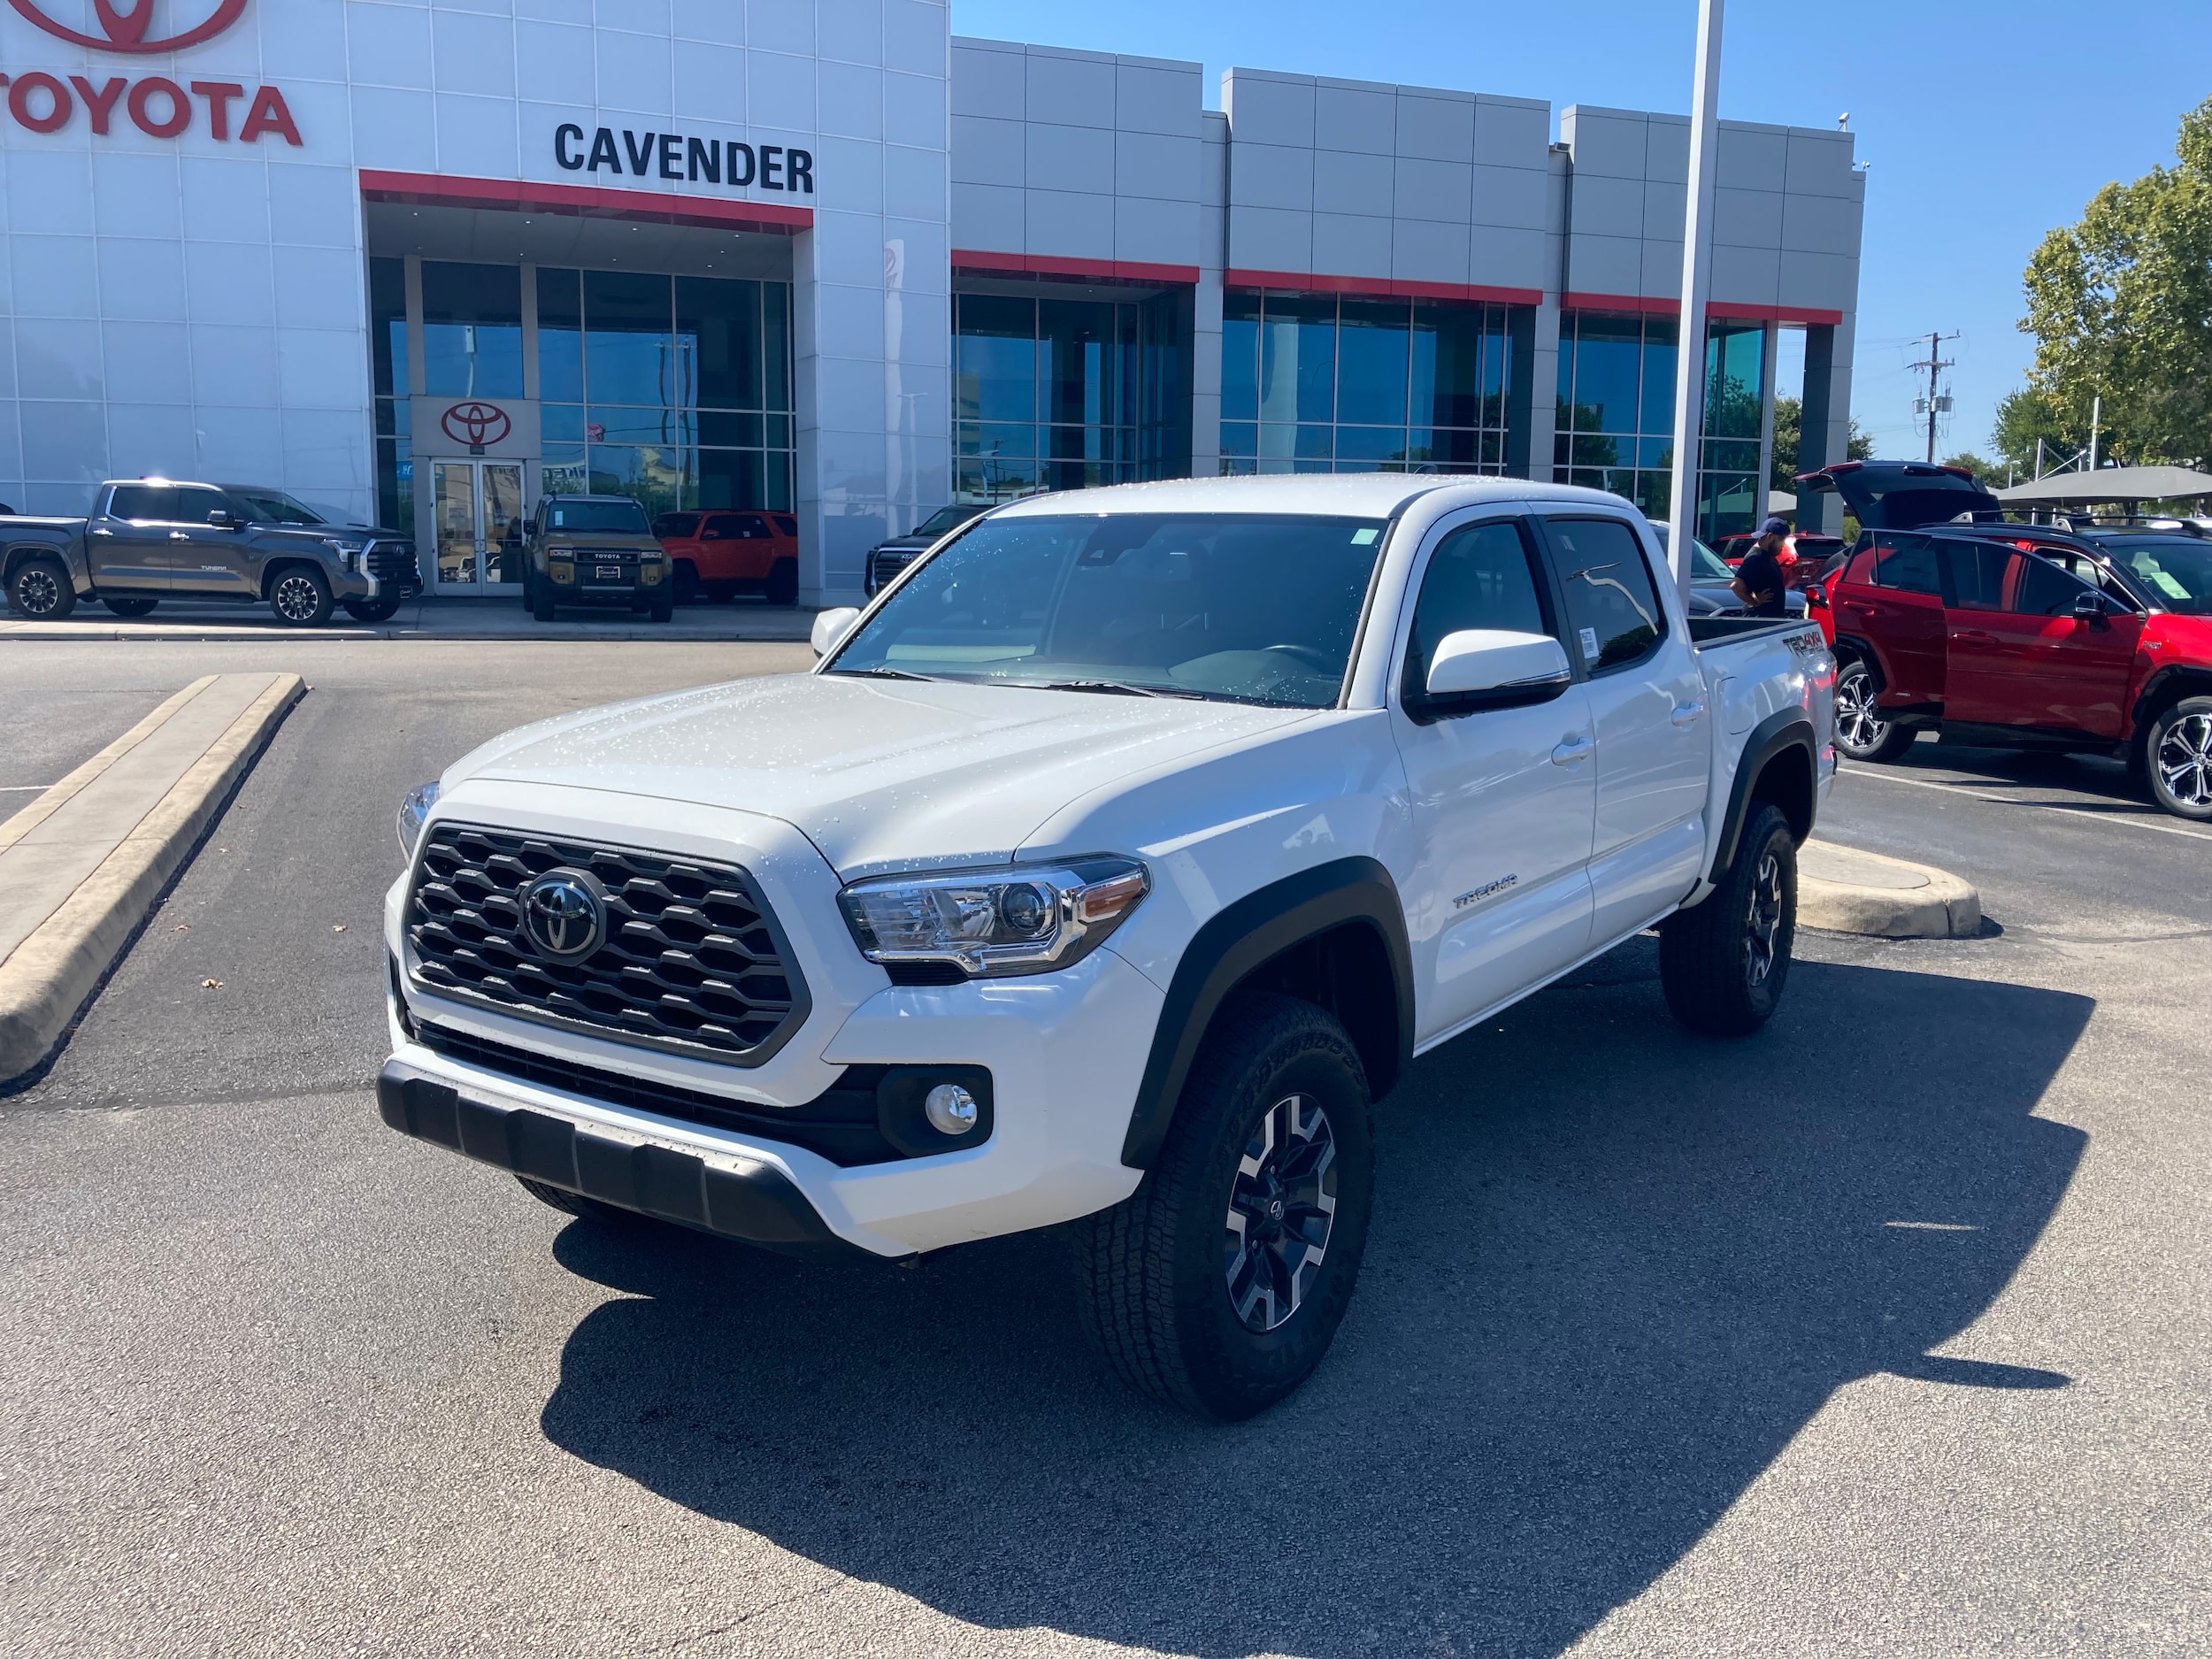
[
  {"left": 837, "top": 856, "right": 1149, "bottom": 978},
  {"left": 396, "top": 780, "right": 440, "bottom": 859},
  {"left": 323, "top": 537, "right": 368, "bottom": 570}
]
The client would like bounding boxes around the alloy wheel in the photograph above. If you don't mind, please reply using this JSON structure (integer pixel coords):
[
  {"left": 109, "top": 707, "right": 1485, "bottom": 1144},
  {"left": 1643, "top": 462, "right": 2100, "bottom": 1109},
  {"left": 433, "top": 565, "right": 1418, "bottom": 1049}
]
[
  {"left": 1223, "top": 1092, "right": 1338, "bottom": 1333},
  {"left": 273, "top": 575, "right": 320, "bottom": 623},
  {"left": 13, "top": 568, "right": 61, "bottom": 616},
  {"left": 1743, "top": 849, "right": 1784, "bottom": 987},
  {"left": 2156, "top": 713, "right": 2212, "bottom": 810},
  {"left": 1835, "top": 666, "right": 1888, "bottom": 754}
]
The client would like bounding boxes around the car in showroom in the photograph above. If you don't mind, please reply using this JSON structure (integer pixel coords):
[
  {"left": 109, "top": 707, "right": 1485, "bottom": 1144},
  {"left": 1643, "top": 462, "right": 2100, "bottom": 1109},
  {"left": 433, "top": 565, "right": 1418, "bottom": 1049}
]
[
  {"left": 1, "top": 479, "right": 418, "bottom": 626},
  {"left": 1798, "top": 460, "right": 2212, "bottom": 818},
  {"left": 522, "top": 495, "right": 672, "bottom": 623},
  {"left": 863, "top": 503, "right": 989, "bottom": 595},
  {"left": 379, "top": 473, "right": 1834, "bottom": 1420},
  {"left": 652, "top": 509, "right": 801, "bottom": 606}
]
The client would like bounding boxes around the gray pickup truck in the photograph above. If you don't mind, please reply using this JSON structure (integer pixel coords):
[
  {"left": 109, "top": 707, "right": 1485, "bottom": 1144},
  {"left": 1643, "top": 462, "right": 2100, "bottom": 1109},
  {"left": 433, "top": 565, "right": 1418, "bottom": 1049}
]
[{"left": 1, "top": 479, "right": 419, "bottom": 627}]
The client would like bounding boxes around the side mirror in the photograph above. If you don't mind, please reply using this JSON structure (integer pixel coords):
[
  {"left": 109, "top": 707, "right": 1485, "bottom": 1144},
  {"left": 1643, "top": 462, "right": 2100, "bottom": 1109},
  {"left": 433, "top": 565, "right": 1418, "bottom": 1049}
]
[
  {"left": 2072, "top": 589, "right": 2105, "bottom": 621},
  {"left": 1422, "top": 629, "right": 1573, "bottom": 711},
  {"left": 1805, "top": 581, "right": 1829, "bottom": 607},
  {"left": 810, "top": 606, "right": 861, "bottom": 658},
  {"left": 205, "top": 509, "right": 238, "bottom": 529}
]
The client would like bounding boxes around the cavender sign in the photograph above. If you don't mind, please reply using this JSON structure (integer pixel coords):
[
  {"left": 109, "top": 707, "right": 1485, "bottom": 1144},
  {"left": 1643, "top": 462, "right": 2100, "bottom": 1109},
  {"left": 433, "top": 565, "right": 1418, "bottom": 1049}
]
[{"left": 555, "top": 124, "right": 815, "bottom": 194}]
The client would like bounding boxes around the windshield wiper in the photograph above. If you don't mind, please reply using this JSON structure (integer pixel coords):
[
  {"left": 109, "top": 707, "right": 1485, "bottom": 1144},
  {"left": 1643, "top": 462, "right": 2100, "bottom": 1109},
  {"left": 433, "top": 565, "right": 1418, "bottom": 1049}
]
[
  {"left": 832, "top": 666, "right": 941, "bottom": 682},
  {"left": 1006, "top": 678, "right": 1205, "bottom": 700}
]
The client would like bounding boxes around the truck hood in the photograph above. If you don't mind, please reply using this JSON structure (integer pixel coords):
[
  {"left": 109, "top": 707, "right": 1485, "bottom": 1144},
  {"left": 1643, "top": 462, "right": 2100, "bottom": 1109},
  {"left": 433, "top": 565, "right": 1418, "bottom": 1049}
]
[{"left": 451, "top": 672, "right": 1315, "bottom": 877}]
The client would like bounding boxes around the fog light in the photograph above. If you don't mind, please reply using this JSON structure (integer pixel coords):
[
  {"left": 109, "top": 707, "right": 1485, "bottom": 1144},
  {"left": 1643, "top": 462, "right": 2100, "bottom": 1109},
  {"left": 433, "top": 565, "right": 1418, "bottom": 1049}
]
[
  {"left": 549, "top": 561, "right": 576, "bottom": 586},
  {"left": 924, "top": 1082, "right": 978, "bottom": 1136}
]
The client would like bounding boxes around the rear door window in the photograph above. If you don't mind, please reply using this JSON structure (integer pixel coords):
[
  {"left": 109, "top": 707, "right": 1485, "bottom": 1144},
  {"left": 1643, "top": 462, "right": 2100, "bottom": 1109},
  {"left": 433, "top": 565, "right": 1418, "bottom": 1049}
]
[
  {"left": 107, "top": 486, "right": 178, "bottom": 521},
  {"left": 1870, "top": 533, "right": 1942, "bottom": 595},
  {"left": 1544, "top": 517, "right": 1666, "bottom": 673},
  {"left": 1944, "top": 542, "right": 2016, "bottom": 611}
]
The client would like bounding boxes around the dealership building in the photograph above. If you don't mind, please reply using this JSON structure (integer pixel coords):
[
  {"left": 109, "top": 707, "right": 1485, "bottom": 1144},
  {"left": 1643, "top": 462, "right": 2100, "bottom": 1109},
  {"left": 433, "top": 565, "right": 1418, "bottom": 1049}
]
[{"left": 0, "top": 1, "right": 1863, "bottom": 602}]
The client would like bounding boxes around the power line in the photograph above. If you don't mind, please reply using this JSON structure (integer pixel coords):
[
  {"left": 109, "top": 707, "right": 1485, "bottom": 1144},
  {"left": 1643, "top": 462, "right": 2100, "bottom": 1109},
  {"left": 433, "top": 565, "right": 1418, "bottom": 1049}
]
[{"left": 1907, "top": 331, "right": 1961, "bottom": 463}]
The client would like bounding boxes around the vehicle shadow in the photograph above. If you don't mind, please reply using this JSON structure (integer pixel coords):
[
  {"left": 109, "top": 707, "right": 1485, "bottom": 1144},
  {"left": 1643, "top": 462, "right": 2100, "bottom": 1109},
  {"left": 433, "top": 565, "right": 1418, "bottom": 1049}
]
[
  {"left": 539, "top": 946, "right": 2090, "bottom": 1658},
  {"left": 1894, "top": 738, "right": 2147, "bottom": 804}
]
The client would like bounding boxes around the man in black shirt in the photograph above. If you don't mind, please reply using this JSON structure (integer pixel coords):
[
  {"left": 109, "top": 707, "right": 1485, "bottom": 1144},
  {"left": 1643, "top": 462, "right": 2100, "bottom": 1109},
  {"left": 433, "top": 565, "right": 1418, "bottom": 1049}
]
[{"left": 1732, "top": 517, "right": 1792, "bottom": 617}]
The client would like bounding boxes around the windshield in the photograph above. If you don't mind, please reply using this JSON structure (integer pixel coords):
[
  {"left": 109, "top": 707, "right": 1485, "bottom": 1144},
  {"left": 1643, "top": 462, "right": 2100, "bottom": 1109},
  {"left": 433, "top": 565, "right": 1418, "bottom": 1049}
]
[
  {"left": 1688, "top": 538, "right": 1735, "bottom": 581},
  {"left": 547, "top": 499, "right": 650, "bottom": 535},
  {"left": 2100, "top": 536, "right": 2212, "bottom": 614},
  {"left": 230, "top": 489, "right": 326, "bottom": 526},
  {"left": 829, "top": 512, "right": 1389, "bottom": 708},
  {"left": 914, "top": 505, "right": 981, "bottom": 537}
]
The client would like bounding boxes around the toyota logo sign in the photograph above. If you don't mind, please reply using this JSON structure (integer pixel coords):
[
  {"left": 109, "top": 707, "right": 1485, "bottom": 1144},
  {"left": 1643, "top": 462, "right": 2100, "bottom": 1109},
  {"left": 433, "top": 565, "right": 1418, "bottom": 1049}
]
[
  {"left": 521, "top": 871, "right": 606, "bottom": 962},
  {"left": 441, "top": 401, "right": 513, "bottom": 450},
  {"left": 8, "top": 0, "right": 250, "bottom": 53}
]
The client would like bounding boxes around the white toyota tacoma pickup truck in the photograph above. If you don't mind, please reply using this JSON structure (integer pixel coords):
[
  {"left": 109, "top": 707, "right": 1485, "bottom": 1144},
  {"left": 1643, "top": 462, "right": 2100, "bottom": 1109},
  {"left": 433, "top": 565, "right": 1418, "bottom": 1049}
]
[{"left": 380, "top": 475, "right": 1835, "bottom": 1419}]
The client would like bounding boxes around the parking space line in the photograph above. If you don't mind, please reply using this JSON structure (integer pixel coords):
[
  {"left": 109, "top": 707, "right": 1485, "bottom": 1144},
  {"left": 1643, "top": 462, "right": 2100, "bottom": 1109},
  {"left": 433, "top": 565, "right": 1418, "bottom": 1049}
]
[{"left": 1841, "top": 766, "right": 2212, "bottom": 843}]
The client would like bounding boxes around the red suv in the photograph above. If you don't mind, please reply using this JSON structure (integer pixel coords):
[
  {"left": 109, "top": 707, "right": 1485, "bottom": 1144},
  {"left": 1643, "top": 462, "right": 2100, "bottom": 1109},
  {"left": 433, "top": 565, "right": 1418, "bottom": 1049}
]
[
  {"left": 1797, "top": 461, "right": 2212, "bottom": 819},
  {"left": 653, "top": 510, "right": 801, "bottom": 606}
]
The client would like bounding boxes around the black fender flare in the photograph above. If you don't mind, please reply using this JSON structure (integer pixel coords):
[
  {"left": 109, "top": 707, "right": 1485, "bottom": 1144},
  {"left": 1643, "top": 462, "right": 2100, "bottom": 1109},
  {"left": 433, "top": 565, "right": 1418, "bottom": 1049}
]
[
  {"left": 1119, "top": 856, "right": 1414, "bottom": 1170},
  {"left": 1710, "top": 710, "right": 1818, "bottom": 880}
]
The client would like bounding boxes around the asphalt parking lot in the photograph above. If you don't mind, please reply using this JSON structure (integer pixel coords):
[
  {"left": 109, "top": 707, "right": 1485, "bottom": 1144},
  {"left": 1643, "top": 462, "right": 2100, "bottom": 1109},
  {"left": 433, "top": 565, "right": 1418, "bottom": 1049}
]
[{"left": 3, "top": 639, "right": 2208, "bottom": 1658}]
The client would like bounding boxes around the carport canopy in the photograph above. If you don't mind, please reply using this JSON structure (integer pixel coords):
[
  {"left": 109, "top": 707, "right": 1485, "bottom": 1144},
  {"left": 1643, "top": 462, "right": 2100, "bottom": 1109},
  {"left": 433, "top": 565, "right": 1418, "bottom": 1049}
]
[{"left": 1993, "top": 465, "right": 2212, "bottom": 509}]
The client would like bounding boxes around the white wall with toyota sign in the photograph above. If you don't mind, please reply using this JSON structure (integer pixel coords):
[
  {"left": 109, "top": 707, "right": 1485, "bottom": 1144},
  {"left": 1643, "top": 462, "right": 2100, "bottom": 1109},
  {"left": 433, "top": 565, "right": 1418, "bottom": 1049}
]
[{"left": 0, "top": 4, "right": 1864, "bottom": 596}]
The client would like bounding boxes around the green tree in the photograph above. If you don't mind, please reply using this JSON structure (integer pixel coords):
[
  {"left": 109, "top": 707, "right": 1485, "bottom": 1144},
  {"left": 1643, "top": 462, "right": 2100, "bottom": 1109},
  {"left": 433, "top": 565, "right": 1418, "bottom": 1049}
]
[
  {"left": 1941, "top": 450, "right": 2007, "bottom": 489},
  {"left": 2018, "top": 95, "right": 2212, "bottom": 467},
  {"left": 1990, "top": 387, "right": 2082, "bottom": 478},
  {"left": 1770, "top": 396, "right": 1875, "bottom": 492}
]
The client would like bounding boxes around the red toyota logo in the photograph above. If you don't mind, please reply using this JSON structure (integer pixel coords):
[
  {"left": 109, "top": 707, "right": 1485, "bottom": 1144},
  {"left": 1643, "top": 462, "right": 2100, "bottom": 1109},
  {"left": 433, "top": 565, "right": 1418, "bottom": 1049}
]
[
  {"left": 441, "top": 402, "right": 512, "bottom": 448},
  {"left": 7, "top": 0, "right": 250, "bottom": 54}
]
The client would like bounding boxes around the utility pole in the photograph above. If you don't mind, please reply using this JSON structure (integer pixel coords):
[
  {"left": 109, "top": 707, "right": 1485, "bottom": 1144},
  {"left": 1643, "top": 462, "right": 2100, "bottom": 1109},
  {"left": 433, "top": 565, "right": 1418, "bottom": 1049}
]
[
  {"left": 1666, "top": 0, "right": 1724, "bottom": 599},
  {"left": 1908, "top": 331, "right": 1959, "bottom": 463}
]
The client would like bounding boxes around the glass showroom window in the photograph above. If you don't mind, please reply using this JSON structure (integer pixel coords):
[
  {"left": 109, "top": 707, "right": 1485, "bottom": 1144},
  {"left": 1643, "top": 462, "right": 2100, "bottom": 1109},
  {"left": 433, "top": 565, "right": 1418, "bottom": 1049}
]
[
  {"left": 536, "top": 269, "right": 795, "bottom": 518},
  {"left": 1218, "top": 292, "right": 1518, "bottom": 476},
  {"left": 954, "top": 294, "right": 1141, "bottom": 503},
  {"left": 1555, "top": 312, "right": 1769, "bottom": 538},
  {"left": 369, "top": 257, "right": 411, "bottom": 534}
]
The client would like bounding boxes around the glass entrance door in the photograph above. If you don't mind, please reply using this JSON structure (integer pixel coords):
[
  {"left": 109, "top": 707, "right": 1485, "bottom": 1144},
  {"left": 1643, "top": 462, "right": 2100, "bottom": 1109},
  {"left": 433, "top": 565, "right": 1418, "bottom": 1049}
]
[{"left": 431, "top": 462, "right": 525, "bottom": 591}]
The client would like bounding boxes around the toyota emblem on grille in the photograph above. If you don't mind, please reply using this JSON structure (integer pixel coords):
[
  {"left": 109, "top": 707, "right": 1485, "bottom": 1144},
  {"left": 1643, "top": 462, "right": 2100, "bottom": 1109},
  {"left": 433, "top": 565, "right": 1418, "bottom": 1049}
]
[{"left": 522, "top": 871, "right": 605, "bottom": 961}]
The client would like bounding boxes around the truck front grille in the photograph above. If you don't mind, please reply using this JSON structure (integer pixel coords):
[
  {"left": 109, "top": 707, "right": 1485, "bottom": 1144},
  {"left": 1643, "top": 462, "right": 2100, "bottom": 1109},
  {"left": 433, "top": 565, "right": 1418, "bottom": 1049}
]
[
  {"left": 405, "top": 824, "right": 808, "bottom": 1065},
  {"left": 367, "top": 541, "right": 419, "bottom": 586}
]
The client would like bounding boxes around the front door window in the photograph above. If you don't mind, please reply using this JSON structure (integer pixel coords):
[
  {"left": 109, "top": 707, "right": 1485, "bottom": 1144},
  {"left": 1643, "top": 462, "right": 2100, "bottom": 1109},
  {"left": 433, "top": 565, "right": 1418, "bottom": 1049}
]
[{"left": 432, "top": 462, "right": 526, "bottom": 591}]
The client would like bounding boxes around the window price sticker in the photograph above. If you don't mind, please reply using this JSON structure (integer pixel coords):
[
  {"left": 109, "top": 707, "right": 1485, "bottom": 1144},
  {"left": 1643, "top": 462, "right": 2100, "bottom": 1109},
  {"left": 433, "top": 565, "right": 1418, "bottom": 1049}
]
[{"left": 1579, "top": 626, "right": 1601, "bottom": 662}]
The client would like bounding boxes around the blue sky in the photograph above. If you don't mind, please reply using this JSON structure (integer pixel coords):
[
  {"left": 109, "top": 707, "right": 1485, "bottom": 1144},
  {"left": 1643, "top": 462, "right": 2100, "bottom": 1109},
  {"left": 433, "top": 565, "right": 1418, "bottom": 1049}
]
[{"left": 952, "top": 0, "right": 2212, "bottom": 466}]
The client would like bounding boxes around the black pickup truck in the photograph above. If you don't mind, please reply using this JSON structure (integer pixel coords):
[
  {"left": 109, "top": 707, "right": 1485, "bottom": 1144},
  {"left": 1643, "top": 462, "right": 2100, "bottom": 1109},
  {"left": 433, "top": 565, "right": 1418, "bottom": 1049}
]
[{"left": 1, "top": 479, "right": 419, "bottom": 627}]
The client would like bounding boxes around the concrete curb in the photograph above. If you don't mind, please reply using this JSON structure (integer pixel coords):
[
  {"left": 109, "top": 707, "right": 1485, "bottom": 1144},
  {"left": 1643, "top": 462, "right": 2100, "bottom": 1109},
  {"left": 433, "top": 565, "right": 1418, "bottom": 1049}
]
[
  {"left": 1799, "top": 839, "right": 1982, "bottom": 940},
  {"left": 0, "top": 672, "right": 304, "bottom": 1085}
]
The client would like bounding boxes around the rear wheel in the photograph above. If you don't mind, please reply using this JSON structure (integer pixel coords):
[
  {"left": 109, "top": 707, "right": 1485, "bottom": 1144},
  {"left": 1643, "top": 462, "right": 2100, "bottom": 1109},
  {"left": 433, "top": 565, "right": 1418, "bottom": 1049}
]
[
  {"left": 2146, "top": 696, "right": 2212, "bottom": 821},
  {"left": 268, "top": 565, "right": 333, "bottom": 627},
  {"left": 1832, "top": 659, "right": 1916, "bottom": 762},
  {"left": 1072, "top": 993, "right": 1375, "bottom": 1420},
  {"left": 764, "top": 557, "right": 799, "bottom": 607},
  {"left": 102, "top": 594, "right": 159, "bottom": 618},
  {"left": 6, "top": 557, "right": 76, "bottom": 618},
  {"left": 1660, "top": 803, "right": 1797, "bottom": 1036}
]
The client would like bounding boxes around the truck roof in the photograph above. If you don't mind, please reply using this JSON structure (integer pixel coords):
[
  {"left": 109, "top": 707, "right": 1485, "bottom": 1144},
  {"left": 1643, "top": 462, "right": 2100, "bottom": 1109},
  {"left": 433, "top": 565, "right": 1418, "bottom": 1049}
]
[{"left": 980, "top": 472, "right": 1635, "bottom": 521}]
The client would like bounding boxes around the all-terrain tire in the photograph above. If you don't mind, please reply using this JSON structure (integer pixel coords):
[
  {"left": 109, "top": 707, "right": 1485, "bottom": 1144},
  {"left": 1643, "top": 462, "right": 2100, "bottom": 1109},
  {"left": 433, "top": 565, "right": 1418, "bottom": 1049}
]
[
  {"left": 672, "top": 561, "right": 700, "bottom": 605},
  {"left": 1071, "top": 992, "right": 1375, "bottom": 1421},
  {"left": 2144, "top": 695, "right": 2212, "bottom": 821},
  {"left": 1659, "top": 803, "right": 1797, "bottom": 1036},
  {"left": 6, "top": 557, "right": 76, "bottom": 618},
  {"left": 1832, "top": 659, "right": 1916, "bottom": 762},
  {"left": 343, "top": 595, "right": 402, "bottom": 622}
]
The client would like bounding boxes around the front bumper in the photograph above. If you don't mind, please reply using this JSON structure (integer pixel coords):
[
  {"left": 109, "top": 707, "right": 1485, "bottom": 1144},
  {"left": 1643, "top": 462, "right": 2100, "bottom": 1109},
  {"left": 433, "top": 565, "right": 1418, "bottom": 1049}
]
[{"left": 378, "top": 1057, "right": 857, "bottom": 1258}]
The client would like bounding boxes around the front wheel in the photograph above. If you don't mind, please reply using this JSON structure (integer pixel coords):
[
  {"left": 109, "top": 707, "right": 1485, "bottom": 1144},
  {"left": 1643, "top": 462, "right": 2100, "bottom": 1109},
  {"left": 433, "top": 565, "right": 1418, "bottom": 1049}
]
[
  {"left": 1659, "top": 803, "right": 1797, "bottom": 1036},
  {"left": 1072, "top": 993, "right": 1375, "bottom": 1421},
  {"left": 6, "top": 557, "right": 76, "bottom": 618},
  {"left": 648, "top": 587, "right": 674, "bottom": 623},
  {"left": 531, "top": 580, "right": 557, "bottom": 623},
  {"left": 1832, "top": 660, "right": 1916, "bottom": 762},
  {"left": 2146, "top": 696, "right": 2212, "bottom": 821},
  {"left": 103, "top": 594, "right": 159, "bottom": 618},
  {"left": 269, "top": 566, "right": 333, "bottom": 627}
]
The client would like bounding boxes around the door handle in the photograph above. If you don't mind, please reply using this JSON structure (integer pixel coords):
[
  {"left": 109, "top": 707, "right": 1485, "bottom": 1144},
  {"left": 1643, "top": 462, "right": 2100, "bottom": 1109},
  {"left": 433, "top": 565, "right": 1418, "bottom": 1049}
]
[
  {"left": 1956, "top": 629, "right": 1996, "bottom": 648},
  {"left": 1671, "top": 701, "right": 1706, "bottom": 727},
  {"left": 169, "top": 531, "right": 191, "bottom": 541},
  {"left": 1551, "top": 734, "right": 1594, "bottom": 765}
]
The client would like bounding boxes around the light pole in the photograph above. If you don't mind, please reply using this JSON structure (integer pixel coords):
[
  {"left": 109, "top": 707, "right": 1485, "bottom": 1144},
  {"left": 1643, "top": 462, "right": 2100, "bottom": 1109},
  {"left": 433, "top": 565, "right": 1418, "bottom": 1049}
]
[{"left": 1667, "top": 0, "right": 1724, "bottom": 600}]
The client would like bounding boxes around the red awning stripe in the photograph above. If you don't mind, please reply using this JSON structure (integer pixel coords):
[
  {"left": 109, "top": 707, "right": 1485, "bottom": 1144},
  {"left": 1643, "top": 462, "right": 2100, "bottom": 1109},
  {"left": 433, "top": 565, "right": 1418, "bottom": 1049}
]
[
  {"left": 951, "top": 250, "right": 1201, "bottom": 286},
  {"left": 1563, "top": 291, "right": 1844, "bottom": 326},
  {"left": 1225, "top": 268, "right": 1544, "bottom": 306},
  {"left": 358, "top": 170, "right": 814, "bottom": 234}
]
